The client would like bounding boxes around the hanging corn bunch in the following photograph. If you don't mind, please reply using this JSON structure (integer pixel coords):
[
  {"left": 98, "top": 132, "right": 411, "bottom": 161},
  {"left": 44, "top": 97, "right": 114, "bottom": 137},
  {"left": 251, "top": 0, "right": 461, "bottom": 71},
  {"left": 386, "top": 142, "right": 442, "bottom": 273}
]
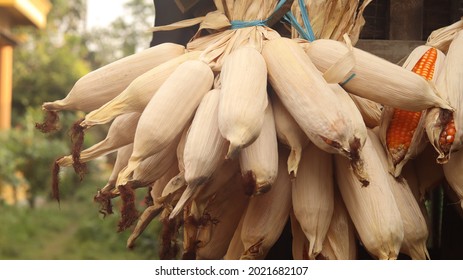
[{"left": 36, "top": 0, "right": 463, "bottom": 260}]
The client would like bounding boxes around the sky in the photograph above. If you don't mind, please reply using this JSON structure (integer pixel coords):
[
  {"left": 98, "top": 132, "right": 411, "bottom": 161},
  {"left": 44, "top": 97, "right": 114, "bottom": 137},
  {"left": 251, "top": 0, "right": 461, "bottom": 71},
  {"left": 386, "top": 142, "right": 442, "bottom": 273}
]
[{"left": 86, "top": 0, "right": 128, "bottom": 29}]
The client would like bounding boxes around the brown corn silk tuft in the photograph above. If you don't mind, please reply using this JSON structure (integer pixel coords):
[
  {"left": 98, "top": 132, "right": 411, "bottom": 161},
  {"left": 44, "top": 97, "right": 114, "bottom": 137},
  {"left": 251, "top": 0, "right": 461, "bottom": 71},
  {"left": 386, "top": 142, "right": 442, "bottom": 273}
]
[
  {"left": 35, "top": 111, "right": 60, "bottom": 133},
  {"left": 386, "top": 48, "right": 437, "bottom": 164},
  {"left": 117, "top": 182, "right": 140, "bottom": 232},
  {"left": 93, "top": 189, "right": 115, "bottom": 217},
  {"left": 70, "top": 118, "right": 87, "bottom": 179},
  {"left": 51, "top": 160, "right": 61, "bottom": 203}
]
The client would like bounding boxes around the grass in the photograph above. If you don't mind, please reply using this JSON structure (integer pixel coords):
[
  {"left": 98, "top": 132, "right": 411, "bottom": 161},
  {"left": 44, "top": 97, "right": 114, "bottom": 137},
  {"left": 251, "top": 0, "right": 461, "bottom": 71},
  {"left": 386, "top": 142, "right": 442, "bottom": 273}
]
[{"left": 0, "top": 177, "right": 162, "bottom": 260}]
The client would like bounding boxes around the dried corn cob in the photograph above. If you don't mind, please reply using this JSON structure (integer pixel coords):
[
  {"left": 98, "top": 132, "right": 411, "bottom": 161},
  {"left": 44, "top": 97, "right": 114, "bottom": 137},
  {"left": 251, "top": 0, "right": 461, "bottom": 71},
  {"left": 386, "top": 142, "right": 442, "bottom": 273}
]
[
  {"left": 218, "top": 46, "right": 268, "bottom": 159},
  {"left": 370, "top": 129, "right": 430, "bottom": 260},
  {"left": 335, "top": 133, "right": 404, "bottom": 260},
  {"left": 240, "top": 148, "right": 292, "bottom": 260},
  {"left": 319, "top": 189, "right": 357, "bottom": 260},
  {"left": 80, "top": 51, "right": 201, "bottom": 129},
  {"left": 116, "top": 59, "right": 214, "bottom": 187},
  {"left": 380, "top": 46, "right": 444, "bottom": 176},
  {"left": 239, "top": 102, "right": 278, "bottom": 195},
  {"left": 426, "top": 30, "right": 463, "bottom": 163},
  {"left": 302, "top": 39, "right": 452, "bottom": 111},
  {"left": 270, "top": 90, "right": 309, "bottom": 177},
  {"left": 263, "top": 37, "right": 368, "bottom": 185},
  {"left": 292, "top": 142, "right": 334, "bottom": 259},
  {"left": 37, "top": 43, "right": 185, "bottom": 132}
]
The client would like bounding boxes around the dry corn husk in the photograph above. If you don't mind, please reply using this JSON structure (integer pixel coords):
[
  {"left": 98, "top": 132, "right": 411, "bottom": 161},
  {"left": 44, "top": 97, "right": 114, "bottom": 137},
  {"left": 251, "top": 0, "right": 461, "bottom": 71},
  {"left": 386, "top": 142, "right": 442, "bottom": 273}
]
[
  {"left": 292, "top": 142, "right": 333, "bottom": 259},
  {"left": 289, "top": 210, "right": 310, "bottom": 260},
  {"left": 334, "top": 133, "right": 404, "bottom": 260},
  {"left": 443, "top": 149, "right": 463, "bottom": 210},
  {"left": 218, "top": 46, "right": 268, "bottom": 159},
  {"left": 195, "top": 175, "right": 249, "bottom": 260},
  {"left": 168, "top": 89, "right": 228, "bottom": 218},
  {"left": 127, "top": 164, "right": 180, "bottom": 248},
  {"left": 270, "top": 90, "right": 309, "bottom": 177},
  {"left": 349, "top": 94, "right": 382, "bottom": 128},
  {"left": 426, "top": 31, "right": 463, "bottom": 163},
  {"left": 291, "top": 0, "right": 372, "bottom": 45},
  {"left": 42, "top": 43, "right": 185, "bottom": 113},
  {"left": 57, "top": 112, "right": 140, "bottom": 168},
  {"left": 79, "top": 51, "right": 201, "bottom": 129},
  {"left": 370, "top": 129, "right": 429, "bottom": 260},
  {"left": 240, "top": 148, "right": 292, "bottom": 260},
  {"left": 301, "top": 39, "right": 452, "bottom": 112},
  {"left": 116, "top": 59, "right": 214, "bottom": 186},
  {"left": 380, "top": 46, "right": 445, "bottom": 176},
  {"left": 224, "top": 210, "right": 245, "bottom": 260},
  {"left": 263, "top": 37, "right": 368, "bottom": 185},
  {"left": 239, "top": 102, "right": 278, "bottom": 195},
  {"left": 319, "top": 189, "right": 357, "bottom": 260},
  {"left": 426, "top": 17, "right": 463, "bottom": 54}
]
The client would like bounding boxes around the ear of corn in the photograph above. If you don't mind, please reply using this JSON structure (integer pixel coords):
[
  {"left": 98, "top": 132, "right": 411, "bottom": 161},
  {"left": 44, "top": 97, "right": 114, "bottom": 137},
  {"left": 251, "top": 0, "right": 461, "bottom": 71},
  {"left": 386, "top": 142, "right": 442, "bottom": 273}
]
[
  {"left": 57, "top": 112, "right": 140, "bottom": 168},
  {"left": 289, "top": 210, "right": 310, "bottom": 260},
  {"left": 42, "top": 43, "right": 186, "bottom": 113},
  {"left": 80, "top": 51, "right": 201, "bottom": 128},
  {"left": 263, "top": 37, "right": 368, "bottom": 185},
  {"left": 239, "top": 148, "right": 292, "bottom": 260},
  {"left": 116, "top": 59, "right": 214, "bottom": 187},
  {"left": 218, "top": 46, "right": 268, "bottom": 159},
  {"left": 239, "top": 102, "right": 278, "bottom": 195},
  {"left": 319, "top": 189, "right": 357, "bottom": 260},
  {"left": 426, "top": 30, "right": 463, "bottom": 163},
  {"left": 370, "top": 129, "right": 430, "bottom": 260},
  {"left": 195, "top": 175, "right": 249, "bottom": 260},
  {"left": 270, "top": 90, "right": 309, "bottom": 177},
  {"left": 303, "top": 39, "right": 452, "bottom": 111},
  {"left": 292, "top": 142, "right": 334, "bottom": 259},
  {"left": 426, "top": 17, "right": 463, "bottom": 54},
  {"left": 380, "top": 46, "right": 444, "bottom": 177},
  {"left": 334, "top": 132, "right": 404, "bottom": 260}
]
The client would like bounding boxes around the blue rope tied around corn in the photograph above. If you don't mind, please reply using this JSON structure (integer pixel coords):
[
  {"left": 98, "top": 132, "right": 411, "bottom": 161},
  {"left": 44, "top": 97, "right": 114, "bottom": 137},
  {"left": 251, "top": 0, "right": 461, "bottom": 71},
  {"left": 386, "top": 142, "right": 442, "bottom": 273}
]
[
  {"left": 283, "top": 0, "right": 316, "bottom": 41},
  {"left": 230, "top": 0, "right": 289, "bottom": 29}
]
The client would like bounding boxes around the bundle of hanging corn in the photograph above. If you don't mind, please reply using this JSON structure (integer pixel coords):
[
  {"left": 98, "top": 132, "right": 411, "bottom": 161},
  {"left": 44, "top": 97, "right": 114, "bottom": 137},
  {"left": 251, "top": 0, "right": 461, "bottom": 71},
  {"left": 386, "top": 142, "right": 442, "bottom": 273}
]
[{"left": 38, "top": 0, "right": 463, "bottom": 260}]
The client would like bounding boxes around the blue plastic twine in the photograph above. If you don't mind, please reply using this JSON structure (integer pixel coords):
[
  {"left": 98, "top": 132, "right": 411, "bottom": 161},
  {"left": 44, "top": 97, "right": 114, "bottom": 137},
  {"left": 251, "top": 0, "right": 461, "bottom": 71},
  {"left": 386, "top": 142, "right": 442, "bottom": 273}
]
[
  {"left": 230, "top": 0, "right": 289, "bottom": 29},
  {"left": 283, "top": 0, "right": 316, "bottom": 41}
]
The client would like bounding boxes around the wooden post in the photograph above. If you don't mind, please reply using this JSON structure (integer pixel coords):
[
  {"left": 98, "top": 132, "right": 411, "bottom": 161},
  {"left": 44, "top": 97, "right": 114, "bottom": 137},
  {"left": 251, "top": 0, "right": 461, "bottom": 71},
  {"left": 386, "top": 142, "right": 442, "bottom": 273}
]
[
  {"left": 389, "top": 0, "right": 424, "bottom": 40},
  {"left": 0, "top": 43, "right": 13, "bottom": 130}
]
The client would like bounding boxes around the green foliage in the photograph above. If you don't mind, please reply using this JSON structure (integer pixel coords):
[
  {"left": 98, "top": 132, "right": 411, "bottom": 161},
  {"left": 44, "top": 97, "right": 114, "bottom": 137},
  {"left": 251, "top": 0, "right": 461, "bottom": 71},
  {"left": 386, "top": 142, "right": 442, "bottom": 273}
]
[{"left": 0, "top": 183, "right": 161, "bottom": 259}]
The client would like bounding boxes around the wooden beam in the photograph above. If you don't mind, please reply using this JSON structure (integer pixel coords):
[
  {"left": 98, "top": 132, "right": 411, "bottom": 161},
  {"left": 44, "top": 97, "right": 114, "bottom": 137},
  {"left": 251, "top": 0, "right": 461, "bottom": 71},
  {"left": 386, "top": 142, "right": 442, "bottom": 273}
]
[
  {"left": 0, "top": 43, "right": 13, "bottom": 130},
  {"left": 389, "top": 0, "right": 424, "bottom": 40}
]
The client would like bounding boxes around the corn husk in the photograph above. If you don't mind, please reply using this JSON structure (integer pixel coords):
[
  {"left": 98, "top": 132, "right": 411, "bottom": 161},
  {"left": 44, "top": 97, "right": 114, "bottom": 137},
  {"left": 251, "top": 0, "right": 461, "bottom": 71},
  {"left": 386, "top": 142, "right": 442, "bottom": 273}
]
[
  {"left": 224, "top": 210, "right": 245, "bottom": 260},
  {"left": 195, "top": 175, "right": 249, "bottom": 260},
  {"left": 334, "top": 133, "right": 404, "bottom": 260},
  {"left": 292, "top": 142, "right": 334, "bottom": 259},
  {"left": 426, "top": 17, "right": 463, "bottom": 54},
  {"left": 263, "top": 37, "right": 368, "bottom": 185},
  {"left": 319, "top": 189, "right": 357, "bottom": 260},
  {"left": 57, "top": 112, "right": 140, "bottom": 168},
  {"left": 349, "top": 94, "right": 382, "bottom": 128},
  {"left": 270, "top": 90, "right": 309, "bottom": 177},
  {"left": 240, "top": 148, "right": 292, "bottom": 260},
  {"left": 301, "top": 39, "right": 452, "bottom": 112},
  {"left": 289, "top": 210, "right": 310, "bottom": 260},
  {"left": 443, "top": 149, "right": 463, "bottom": 210},
  {"left": 426, "top": 31, "right": 463, "bottom": 163},
  {"left": 116, "top": 59, "right": 214, "bottom": 186},
  {"left": 79, "top": 51, "right": 201, "bottom": 128},
  {"left": 42, "top": 43, "right": 185, "bottom": 113},
  {"left": 239, "top": 102, "right": 278, "bottom": 195},
  {"left": 218, "top": 46, "right": 268, "bottom": 159},
  {"left": 370, "top": 129, "right": 430, "bottom": 260},
  {"left": 380, "top": 46, "right": 445, "bottom": 177}
]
